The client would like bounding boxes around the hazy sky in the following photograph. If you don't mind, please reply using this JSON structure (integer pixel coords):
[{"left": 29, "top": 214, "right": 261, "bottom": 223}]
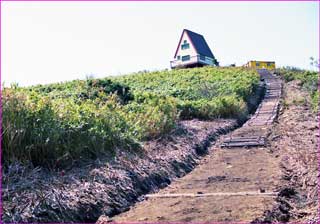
[{"left": 2, "top": 1, "right": 319, "bottom": 86}]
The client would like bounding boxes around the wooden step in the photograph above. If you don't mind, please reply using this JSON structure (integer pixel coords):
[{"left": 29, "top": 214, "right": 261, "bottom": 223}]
[{"left": 220, "top": 70, "right": 281, "bottom": 148}]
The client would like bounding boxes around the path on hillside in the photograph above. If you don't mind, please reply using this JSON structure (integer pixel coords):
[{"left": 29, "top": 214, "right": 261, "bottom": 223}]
[
  {"left": 221, "top": 69, "right": 282, "bottom": 147},
  {"left": 111, "top": 69, "right": 283, "bottom": 222}
]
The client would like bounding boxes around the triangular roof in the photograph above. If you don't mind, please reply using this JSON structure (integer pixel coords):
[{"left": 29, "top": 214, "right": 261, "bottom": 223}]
[{"left": 174, "top": 29, "right": 214, "bottom": 58}]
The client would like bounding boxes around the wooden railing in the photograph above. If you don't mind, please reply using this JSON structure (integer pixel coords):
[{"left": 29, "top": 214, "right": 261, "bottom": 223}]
[{"left": 170, "top": 55, "right": 215, "bottom": 68}]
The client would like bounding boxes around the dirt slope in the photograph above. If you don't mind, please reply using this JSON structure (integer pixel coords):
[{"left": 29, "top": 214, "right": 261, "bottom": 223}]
[{"left": 112, "top": 133, "right": 281, "bottom": 222}]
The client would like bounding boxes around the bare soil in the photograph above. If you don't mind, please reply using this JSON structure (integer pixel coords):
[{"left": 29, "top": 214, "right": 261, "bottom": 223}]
[{"left": 112, "top": 134, "right": 281, "bottom": 222}]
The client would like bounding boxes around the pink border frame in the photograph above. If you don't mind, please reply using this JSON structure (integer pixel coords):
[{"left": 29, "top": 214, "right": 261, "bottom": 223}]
[
  {"left": 0, "top": 1, "right": 319, "bottom": 224},
  {"left": 0, "top": 0, "right": 318, "bottom": 1},
  {"left": 1, "top": 0, "right": 3, "bottom": 222}
]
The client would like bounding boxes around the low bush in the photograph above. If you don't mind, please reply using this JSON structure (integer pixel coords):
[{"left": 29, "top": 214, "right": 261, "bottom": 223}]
[
  {"left": 30, "top": 78, "right": 133, "bottom": 103},
  {"left": 116, "top": 66, "right": 259, "bottom": 120},
  {"left": 177, "top": 95, "right": 248, "bottom": 120},
  {"left": 123, "top": 93, "right": 178, "bottom": 140}
]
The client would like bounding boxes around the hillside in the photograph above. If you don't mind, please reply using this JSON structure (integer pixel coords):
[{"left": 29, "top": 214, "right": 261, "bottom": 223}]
[
  {"left": 2, "top": 67, "right": 318, "bottom": 223},
  {"left": 3, "top": 67, "right": 259, "bottom": 168}
]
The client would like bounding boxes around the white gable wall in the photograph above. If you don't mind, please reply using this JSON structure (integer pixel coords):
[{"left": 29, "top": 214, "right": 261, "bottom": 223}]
[{"left": 175, "top": 31, "right": 197, "bottom": 60}]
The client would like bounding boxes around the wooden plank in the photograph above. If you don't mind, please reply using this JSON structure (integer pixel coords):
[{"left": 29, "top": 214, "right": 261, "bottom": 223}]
[
  {"left": 223, "top": 136, "right": 263, "bottom": 140},
  {"left": 223, "top": 138, "right": 263, "bottom": 143},
  {"left": 221, "top": 141, "right": 265, "bottom": 147},
  {"left": 146, "top": 191, "right": 277, "bottom": 198}
]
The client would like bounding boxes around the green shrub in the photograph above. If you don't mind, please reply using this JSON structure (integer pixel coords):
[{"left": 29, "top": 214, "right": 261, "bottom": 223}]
[
  {"left": 178, "top": 95, "right": 247, "bottom": 120},
  {"left": 116, "top": 66, "right": 258, "bottom": 120},
  {"left": 123, "top": 93, "right": 178, "bottom": 140},
  {"left": 115, "top": 67, "right": 259, "bottom": 102},
  {"left": 30, "top": 78, "right": 133, "bottom": 103}
]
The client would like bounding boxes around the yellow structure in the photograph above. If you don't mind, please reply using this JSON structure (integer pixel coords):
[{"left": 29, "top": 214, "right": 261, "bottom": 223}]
[{"left": 244, "top": 61, "right": 276, "bottom": 69}]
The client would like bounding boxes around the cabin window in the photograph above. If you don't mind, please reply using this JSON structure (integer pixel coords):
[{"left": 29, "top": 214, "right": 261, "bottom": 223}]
[
  {"left": 181, "top": 43, "right": 190, "bottom": 50},
  {"left": 182, "top": 55, "right": 190, "bottom": 61},
  {"left": 177, "top": 55, "right": 181, "bottom": 60},
  {"left": 256, "top": 62, "right": 260, "bottom": 66},
  {"left": 200, "top": 55, "right": 206, "bottom": 61},
  {"left": 267, "top": 62, "right": 272, "bottom": 66}
]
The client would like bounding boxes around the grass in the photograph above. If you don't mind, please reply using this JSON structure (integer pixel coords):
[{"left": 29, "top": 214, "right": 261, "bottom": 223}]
[{"left": 2, "top": 66, "right": 259, "bottom": 168}]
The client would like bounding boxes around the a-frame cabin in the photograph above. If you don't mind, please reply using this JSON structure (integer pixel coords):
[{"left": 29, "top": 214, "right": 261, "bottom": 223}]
[{"left": 170, "top": 29, "right": 219, "bottom": 69}]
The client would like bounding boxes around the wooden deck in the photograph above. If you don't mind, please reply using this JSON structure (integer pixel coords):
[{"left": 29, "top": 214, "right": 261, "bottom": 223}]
[{"left": 221, "top": 69, "right": 282, "bottom": 148}]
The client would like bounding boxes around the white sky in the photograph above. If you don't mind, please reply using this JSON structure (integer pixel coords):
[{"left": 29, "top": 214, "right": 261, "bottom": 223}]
[{"left": 2, "top": 1, "right": 319, "bottom": 86}]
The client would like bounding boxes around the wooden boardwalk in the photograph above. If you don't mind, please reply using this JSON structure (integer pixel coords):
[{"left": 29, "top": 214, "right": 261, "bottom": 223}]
[{"left": 221, "top": 69, "right": 282, "bottom": 148}]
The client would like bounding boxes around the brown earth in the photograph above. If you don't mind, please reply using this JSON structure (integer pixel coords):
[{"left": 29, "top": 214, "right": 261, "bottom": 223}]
[
  {"left": 112, "top": 131, "right": 281, "bottom": 222},
  {"left": 106, "top": 80, "right": 319, "bottom": 223}
]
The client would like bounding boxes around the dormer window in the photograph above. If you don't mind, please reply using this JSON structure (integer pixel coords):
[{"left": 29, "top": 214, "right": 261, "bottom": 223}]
[{"left": 181, "top": 40, "right": 190, "bottom": 50}]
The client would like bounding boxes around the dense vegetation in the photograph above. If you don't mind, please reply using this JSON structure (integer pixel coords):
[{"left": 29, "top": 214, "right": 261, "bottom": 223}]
[
  {"left": 276, "top": 67, "right": 318, "bottom": 112},
  {"left": 2, "top": 67, "right": 259, "bottom": 168},
  {"left": 115, "top": 67, "right": 259, "bottom": 120}
]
